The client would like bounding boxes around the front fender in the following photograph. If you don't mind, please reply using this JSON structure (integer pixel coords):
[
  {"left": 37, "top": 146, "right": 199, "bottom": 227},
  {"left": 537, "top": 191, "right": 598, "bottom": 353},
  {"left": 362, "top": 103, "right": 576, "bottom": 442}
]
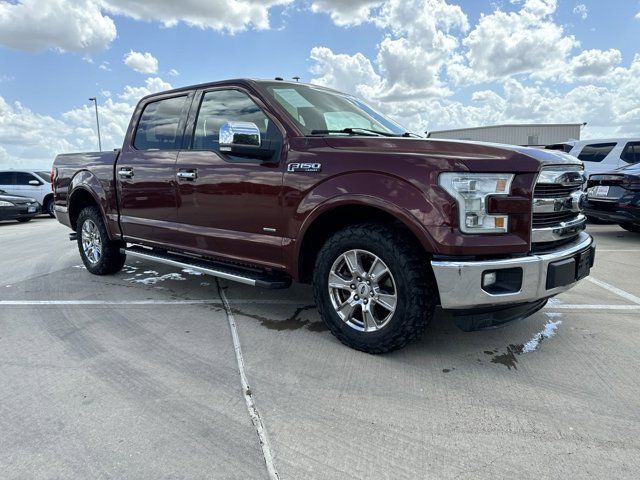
[{"left": 293, "top": 171, "right": 445, "bottom": 263}]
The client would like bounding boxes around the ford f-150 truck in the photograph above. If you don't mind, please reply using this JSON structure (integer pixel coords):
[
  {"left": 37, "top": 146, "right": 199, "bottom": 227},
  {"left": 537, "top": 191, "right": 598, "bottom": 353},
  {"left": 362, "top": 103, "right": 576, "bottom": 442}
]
[{"left": 52, "top": 79, "right": 595, "bottom": 353}]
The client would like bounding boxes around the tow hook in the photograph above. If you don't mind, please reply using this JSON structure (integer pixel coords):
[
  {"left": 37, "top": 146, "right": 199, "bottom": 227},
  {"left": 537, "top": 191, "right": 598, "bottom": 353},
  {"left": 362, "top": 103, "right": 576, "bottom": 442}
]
[{"left": 69, "top": 232, "right": 77, "bottom": 241}]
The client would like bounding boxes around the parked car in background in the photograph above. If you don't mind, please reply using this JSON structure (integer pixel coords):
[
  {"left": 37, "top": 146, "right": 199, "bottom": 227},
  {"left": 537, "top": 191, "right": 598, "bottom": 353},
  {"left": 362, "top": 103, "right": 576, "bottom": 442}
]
[
  {"left": 0, "top": 169, "right": 55, "bottom": 217},
  {"left": 546, "top": 138, "right": 640, "bottom": 175},
  {"left": 585, "top": 163, "right": 640, "bottom": 233},
  {"left": 0, "top": 189, "right": 40, "bottom": 223}
]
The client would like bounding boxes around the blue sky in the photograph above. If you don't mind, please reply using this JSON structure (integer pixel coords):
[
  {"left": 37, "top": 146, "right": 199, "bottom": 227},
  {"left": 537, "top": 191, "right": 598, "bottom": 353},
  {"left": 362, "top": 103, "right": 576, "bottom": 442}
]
[{"left": 1, "top": 0, "right": 640, "bottom": 167}]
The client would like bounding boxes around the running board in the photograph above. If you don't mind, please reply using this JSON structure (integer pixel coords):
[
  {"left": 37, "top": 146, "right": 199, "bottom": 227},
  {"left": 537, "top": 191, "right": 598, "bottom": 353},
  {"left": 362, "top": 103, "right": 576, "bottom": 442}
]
[{"left": 122, "top": 246, "right": 291, "bottom": 289}]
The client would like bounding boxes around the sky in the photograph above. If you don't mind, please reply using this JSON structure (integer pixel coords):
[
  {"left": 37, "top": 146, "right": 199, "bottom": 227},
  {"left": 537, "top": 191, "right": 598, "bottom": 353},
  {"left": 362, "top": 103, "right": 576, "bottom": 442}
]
[{"left": 1, "top": 0, "right": 640, "bottom": 168}]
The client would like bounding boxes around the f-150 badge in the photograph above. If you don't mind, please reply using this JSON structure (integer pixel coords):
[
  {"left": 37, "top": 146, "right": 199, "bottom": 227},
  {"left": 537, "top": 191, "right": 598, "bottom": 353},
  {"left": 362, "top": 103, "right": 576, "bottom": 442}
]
[{"left": 287, "top": 162, "right": 321, "bottom": 172}]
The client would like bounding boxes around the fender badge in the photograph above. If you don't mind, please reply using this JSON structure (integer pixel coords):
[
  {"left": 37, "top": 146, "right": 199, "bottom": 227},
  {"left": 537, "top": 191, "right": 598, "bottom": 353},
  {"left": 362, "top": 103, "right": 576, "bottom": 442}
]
[{"left": 287, "top": 162, "right": 321, "bottom": 173}]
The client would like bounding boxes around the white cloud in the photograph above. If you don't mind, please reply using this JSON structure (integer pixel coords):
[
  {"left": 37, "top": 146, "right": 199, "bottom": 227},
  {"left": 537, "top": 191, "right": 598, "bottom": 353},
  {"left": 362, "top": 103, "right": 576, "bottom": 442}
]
[
  {"left": 636, "top": 11, "right": 640, "bottom": 20},
  {"left": 448, "top": 0, "right": 578, "bottom": 84},
  {"left": 0, "top": 0, "right": 116, "bottom": 52},
  {"left": 569, "top": 49, "right": 622, "bottom": 80},
  {"left": 124, "top": 50, "right": 159, "bottom": 74},
  {"left": 310, "top": 0, "right": 381, "bottom": 26},
  {"left": 102, "top": 0, "right": 292, "bottom": 33},
  {"left": 0, "top": 77, "right": 173, "bottom": 169},
  {"left": 573, "top": 4, "right": 588, "bottom": 20},
  {"left": 169, "top": 69, "right": 180, "bottom": 77},
  {"left": 119, "top": 77, "right": 173, "bottom": 103}
]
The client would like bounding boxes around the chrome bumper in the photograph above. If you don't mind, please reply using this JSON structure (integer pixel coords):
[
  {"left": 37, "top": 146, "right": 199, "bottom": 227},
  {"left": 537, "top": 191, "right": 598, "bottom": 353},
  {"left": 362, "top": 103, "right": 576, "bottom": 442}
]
[{"left": 431, "top": 232, "right": 594, "bottom": 309}]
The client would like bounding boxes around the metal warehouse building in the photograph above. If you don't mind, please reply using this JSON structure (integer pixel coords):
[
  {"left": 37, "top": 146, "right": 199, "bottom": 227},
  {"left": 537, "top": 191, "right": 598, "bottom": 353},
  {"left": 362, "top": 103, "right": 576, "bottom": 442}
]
[{"left": 426, "top": 123, "right": 583, "bottom": 147}]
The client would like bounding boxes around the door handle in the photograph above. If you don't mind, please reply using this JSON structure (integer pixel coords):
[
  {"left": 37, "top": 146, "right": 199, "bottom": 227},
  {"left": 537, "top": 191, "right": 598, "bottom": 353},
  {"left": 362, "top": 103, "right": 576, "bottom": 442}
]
[
  {"left": 177, "top": 170, "right": 198, "bottom": 181},
  {"left": 118, "top": 167, "right": 134, "bottom": 179}
]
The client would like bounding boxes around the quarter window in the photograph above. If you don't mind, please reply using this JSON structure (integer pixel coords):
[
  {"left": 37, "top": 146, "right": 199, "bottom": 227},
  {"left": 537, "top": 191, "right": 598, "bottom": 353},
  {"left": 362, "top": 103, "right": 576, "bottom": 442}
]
[
  {"left": 192, "top": 90, "right": 271, "bottom": 150},
  {"left": 577, "top": 143, "right": 616, "bottom": 163},
  {"left": 134, "top": 96, "right": 188, "bottom": 150},
  {"left": 621, "top": 142, "right": 640, "bottom": 164}
]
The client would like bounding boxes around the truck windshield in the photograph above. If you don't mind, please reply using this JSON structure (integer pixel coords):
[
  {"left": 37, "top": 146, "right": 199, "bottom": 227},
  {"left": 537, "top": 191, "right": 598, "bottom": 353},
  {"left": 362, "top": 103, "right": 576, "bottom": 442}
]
[{"left": 262, "top": 83, "right": 410, "bottom": 137}]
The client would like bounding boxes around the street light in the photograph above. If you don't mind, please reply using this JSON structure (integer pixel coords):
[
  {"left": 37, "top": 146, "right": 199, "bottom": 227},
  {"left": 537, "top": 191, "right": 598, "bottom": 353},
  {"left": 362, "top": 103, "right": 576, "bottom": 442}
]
[{"left": 88, "top": 97, "right": 102, "bottom": 152}]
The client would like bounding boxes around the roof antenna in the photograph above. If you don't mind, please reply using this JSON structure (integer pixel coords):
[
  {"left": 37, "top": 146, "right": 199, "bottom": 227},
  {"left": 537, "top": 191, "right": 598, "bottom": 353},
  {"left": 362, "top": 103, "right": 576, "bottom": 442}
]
[{"left": 292, "top": 76, "right": 300, "bottom": 82}]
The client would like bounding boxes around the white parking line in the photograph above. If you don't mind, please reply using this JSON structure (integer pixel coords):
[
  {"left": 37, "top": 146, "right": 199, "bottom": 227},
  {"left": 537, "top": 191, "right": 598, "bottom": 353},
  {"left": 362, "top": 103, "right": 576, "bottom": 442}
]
[
  {"left": 0, "top": 299, "right": 300, "bottom": 306},
  {"left": 597, "top": 249, "right": 640, "bottom": 252},
  {"left": 217, "top": 283, "right": 280, "bottom": 480},
  {"left": 586, "top": 277, "right": 640, "bottom": 305},
  {"left": 545, "top": 304, "right": 640, "bottom": 310}
]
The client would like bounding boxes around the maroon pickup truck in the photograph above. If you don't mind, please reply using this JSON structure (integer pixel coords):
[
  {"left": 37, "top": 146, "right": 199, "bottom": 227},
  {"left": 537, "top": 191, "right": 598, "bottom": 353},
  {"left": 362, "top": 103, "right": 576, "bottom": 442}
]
[{"left": 53, "top": 79, "right": 595, "bottom": 353}]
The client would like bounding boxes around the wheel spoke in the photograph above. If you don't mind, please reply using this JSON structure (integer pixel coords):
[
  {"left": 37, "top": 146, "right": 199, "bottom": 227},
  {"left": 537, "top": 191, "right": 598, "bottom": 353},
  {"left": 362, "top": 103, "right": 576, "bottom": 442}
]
[
  {"left": 362, "top": 309, "right": 378, "bottom": 332},
  {"left": 343, "top": 251, "right": 365, "bottom": 277},
  {"left": 368, "top": 257, "right": 388, "bottom": 280},
  {"left": 374, "top": 293, "right": 397, "bottom": 312},
  {"left": 328, "top": 272, "right": 352, "bottom": 291},
  {"left": 337, "top": 299, "right": 356, "bottom": 320}
]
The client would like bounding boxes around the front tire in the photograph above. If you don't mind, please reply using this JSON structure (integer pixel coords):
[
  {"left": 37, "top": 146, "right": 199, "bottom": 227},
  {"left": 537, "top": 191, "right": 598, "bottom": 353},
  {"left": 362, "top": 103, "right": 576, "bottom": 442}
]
[
  {"left": 313, "top": 224, "right": 437, "bottom": 354},
  {"left": 76, "top": 206, "right": 126, "bottom": 275},
  {"left": 620, "top": 223, "right": 640, "bottom": 233}
]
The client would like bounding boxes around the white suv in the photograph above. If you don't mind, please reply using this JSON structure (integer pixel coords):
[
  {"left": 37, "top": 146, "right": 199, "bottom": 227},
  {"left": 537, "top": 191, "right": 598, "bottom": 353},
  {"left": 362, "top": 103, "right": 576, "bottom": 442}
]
[
  {"left": 546, "top": 138, "right": 640, "bottom": 175},
  {"left": 0, "top": 170, "right": 55, "bottom": 217}
]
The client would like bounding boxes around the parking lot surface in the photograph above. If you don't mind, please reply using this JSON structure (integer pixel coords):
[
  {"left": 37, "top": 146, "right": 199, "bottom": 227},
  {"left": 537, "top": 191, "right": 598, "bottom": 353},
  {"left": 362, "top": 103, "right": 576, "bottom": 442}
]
[{"left": 1, "top": 218, "right": 639, "bottom": 479}]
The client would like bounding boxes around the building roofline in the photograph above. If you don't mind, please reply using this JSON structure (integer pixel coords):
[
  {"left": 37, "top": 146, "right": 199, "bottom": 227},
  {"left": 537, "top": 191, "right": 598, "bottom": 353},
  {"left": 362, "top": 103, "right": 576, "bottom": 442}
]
[{"left": 426, "top": 123, "right": 585, "bottom": 136}]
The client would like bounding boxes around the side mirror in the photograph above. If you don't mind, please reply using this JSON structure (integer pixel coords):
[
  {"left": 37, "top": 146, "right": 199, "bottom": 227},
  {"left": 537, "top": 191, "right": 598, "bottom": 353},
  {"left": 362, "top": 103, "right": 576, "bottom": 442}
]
[
  {"left": 28, "top": 180, "right": 41, "bottom": 186},
  {"left": 219, "top": 121, "right": 275, "bottom": 160}
]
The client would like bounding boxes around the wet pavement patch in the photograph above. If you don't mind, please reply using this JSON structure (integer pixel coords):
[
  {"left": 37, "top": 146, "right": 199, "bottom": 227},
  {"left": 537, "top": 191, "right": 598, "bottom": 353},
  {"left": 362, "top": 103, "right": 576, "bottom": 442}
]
[
  {"left": 231, "top": 305, "right": 327, "bottom": 332},
  {"left": 487, "top": 318, "right": 563, "bottom": 370}
]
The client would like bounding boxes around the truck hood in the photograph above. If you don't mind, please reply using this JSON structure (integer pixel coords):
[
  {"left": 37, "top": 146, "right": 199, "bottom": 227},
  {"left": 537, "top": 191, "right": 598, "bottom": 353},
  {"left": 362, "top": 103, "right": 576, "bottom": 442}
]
[{"left": 323, "top": 137, "right": 583, "bottom": 172}]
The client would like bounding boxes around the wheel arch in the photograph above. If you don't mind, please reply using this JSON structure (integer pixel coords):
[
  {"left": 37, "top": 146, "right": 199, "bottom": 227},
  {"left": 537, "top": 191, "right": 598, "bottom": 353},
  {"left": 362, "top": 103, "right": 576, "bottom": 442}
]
[{"left": 296, "top": 197, "right": 436, "bottom": 283}]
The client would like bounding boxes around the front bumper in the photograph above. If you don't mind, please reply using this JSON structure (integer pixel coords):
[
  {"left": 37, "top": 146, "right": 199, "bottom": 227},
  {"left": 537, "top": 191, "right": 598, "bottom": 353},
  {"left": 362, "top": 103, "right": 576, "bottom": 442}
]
[{"left": 432, "top": 232, "right": 595, "bottom": 309}]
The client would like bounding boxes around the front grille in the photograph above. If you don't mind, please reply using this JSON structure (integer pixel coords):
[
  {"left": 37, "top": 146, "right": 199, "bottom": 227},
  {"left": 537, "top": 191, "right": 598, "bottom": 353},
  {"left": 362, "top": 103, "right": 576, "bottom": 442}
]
[
  {"left": 534, "top": 184, "right": 580, "bottom": 198},
  {"left": 531, "top": 165, "right": 585, "bottom": 246},
  {"left": 532, "top": 211, "right": 578, "bottom": 228}
]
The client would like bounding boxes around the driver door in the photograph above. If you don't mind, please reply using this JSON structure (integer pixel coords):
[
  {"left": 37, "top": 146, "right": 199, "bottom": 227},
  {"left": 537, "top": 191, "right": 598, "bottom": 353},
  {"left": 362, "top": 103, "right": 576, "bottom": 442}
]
[{"left": 174, "top": 88, "right": 286, "bottom": 270}]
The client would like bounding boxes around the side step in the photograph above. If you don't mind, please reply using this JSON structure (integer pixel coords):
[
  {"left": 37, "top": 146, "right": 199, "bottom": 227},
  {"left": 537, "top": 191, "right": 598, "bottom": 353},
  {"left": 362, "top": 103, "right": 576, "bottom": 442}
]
[{"left": 122, "top": 246, "right": 291, "bottom": 289}]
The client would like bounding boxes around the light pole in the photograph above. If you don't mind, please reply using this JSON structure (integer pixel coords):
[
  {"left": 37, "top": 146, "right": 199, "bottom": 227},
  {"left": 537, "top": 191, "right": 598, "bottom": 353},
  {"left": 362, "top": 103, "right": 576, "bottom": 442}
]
[{"left": 88, "top": 97, "right": 102, "bottom": 152}]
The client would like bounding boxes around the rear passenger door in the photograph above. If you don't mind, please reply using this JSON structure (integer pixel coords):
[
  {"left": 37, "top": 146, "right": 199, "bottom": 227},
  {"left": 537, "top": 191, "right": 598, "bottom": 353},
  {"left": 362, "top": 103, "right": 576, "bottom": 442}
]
[
  {"left": 116, "top": 92, "right": 193, "bottom": 246},
  {"left": 174, "top": 88, "right": 285, "bottom": 269}
]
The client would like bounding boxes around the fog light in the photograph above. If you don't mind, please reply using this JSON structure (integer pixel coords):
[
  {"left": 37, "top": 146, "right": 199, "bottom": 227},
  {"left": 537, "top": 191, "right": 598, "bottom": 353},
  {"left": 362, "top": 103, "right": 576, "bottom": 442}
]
[
  {"left": 465, "top": 213, "right": 480, "bottom": 228},
  {"left": 482, "top": 272, "right": 497, "bottom": 288}
]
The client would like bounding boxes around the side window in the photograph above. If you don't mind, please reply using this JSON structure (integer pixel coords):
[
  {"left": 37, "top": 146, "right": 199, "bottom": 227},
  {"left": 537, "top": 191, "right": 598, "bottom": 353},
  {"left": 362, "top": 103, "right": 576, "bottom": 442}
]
[
  {"left": 577, "top": 143, "right": 616, "bottom": 163},
  {"left": 621, "top": 142, "right": 640, "bottom": 164},
  {"left": 16, "top": 172, "right": 40, "bottom": 185},
  {"left": 192, "top": 90, "right": 270, "bottom": 151},
  {"left": 0, "top": 172, "right": 14, "bottom": 185},
  {"left": 134, "top": 96, "right": 187, "bottom": 150}
]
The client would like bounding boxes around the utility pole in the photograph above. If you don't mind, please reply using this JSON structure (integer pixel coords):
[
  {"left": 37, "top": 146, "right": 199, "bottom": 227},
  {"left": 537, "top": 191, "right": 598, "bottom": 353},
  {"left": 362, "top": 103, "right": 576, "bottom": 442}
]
[{"left": 88, "top": 97, "right": 102, "bottom": 152}]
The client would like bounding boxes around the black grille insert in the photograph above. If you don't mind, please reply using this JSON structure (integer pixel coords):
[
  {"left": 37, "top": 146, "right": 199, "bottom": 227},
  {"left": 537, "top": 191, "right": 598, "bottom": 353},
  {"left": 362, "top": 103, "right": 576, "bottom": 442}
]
[
  {"left": 532, "top": 211, "right": 579, "bottom": 228},
  {"left": 534, "top": 184, "right": 581, "bottom": 198}
]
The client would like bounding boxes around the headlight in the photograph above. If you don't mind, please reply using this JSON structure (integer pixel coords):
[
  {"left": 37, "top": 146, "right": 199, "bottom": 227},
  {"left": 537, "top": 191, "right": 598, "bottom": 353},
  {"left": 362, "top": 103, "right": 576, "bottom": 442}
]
[
  {"left": 0, "top": 200, "right": 15, "bottom": 207},
  {"left": 438, "top": 173, "right": 514, "bottom": 234}
]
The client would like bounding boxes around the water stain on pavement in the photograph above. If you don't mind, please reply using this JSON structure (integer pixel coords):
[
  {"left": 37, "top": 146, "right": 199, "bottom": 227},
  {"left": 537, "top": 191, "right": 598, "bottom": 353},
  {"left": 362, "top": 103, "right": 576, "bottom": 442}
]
[
  {"left": 489, "top": 344, "right": 524, "bottom": 370},
  {"left": 231, "top": 305, "right": 328, "bottom": 332}
]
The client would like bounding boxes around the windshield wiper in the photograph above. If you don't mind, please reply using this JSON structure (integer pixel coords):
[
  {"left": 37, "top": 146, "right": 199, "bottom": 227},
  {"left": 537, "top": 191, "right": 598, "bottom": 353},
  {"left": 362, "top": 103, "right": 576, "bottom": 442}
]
[{"left": 310, "top": 128, "right": 393, "bottom": 137}]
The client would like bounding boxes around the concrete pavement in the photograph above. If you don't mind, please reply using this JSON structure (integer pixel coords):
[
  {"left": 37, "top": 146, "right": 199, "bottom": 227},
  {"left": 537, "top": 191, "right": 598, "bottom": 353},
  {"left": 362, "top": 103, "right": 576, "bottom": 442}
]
[{"left": 1, "top": 218, "right": 639, "bottom": 479}]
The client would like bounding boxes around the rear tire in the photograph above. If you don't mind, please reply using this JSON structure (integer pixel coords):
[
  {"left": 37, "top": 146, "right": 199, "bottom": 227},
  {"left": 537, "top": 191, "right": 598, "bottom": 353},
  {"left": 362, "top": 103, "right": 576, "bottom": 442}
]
[
  {"left": 76, "top": 206, "right": 126, "bottom": 275},
  {"left": 620, "top": 223, "right": 640, "bottom": 233},
  {"left": 312, "top": 223, "right": 437, "bottom": 354},
  {"left": 44, "top": 197, "right": 55, "bottom": 218}
]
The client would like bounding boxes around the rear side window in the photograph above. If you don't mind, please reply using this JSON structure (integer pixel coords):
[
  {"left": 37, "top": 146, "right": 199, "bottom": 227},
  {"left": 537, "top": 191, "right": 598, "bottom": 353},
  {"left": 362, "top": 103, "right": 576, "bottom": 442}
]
[
  {"left": 0, "top": 172, "right": 13, "bottom": 185},
  {"left": 621, "top": 142, "right": 640, "bottom": 164},
  {"left": 577, "top": 143, "right": 616, "bottom": 163},
  {"left": 134, "top": 96, "right": 188, "bottom": 150}
]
